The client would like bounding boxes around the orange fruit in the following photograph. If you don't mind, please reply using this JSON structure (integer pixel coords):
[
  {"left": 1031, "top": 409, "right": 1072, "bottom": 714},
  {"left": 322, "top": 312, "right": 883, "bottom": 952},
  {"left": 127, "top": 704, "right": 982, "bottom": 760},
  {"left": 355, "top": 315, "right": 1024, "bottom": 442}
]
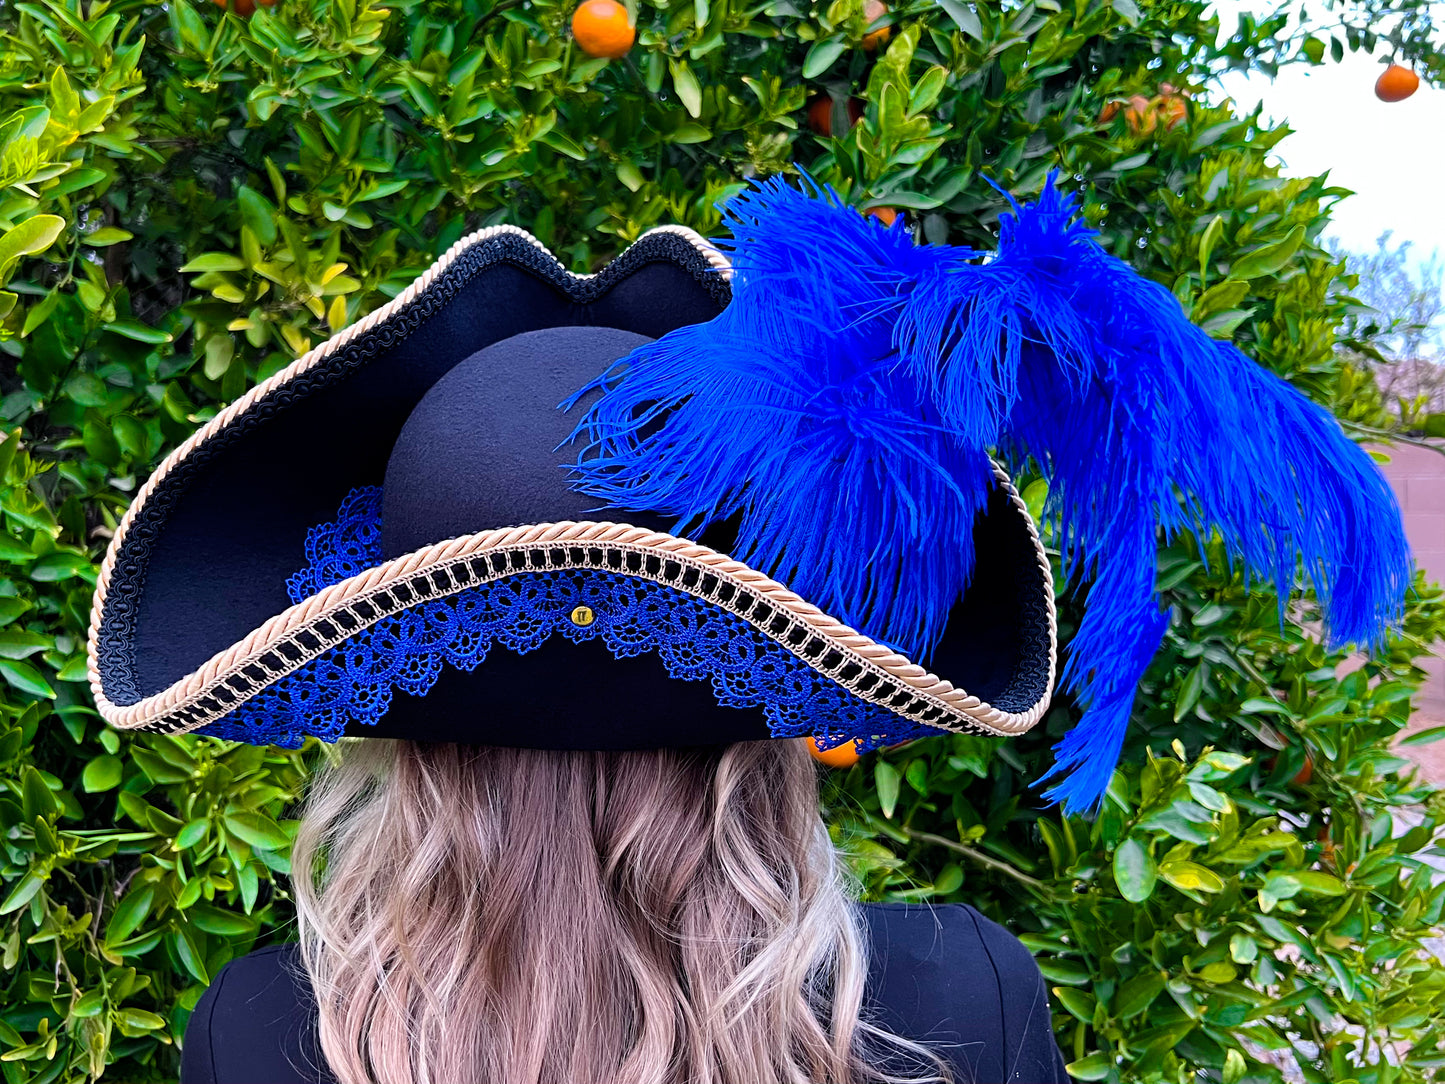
[
  {"left": 572, "top": 0, "right": 635, "bottom": 59},
  {"left": 805, "top": 736, "right": 861, "bottom": 768},
  {"left": 1292, "top": 751, "right": 1314, "bottom": 787},
  {"left": 1124, "top": 94, "right": 1156, "bottom": 134},
  {"left": 1263, "top": 749, "right": 1314, "bottom": 787},
  {"left": 806, "top": 96, "right": 864, "bottom": 136},
  {"left": 210, "top": 0, "right": 273, "bottom": 15},
  {"left": 1375, "top": 64, "right": 1420, "bottom": 103},
  {"left": 864, "top": 206, "right": 899, "bottom": 226},
  {"left": 1098, "top": 100, "right": 1122, "bottom": 124},
  {"left": 1161, "top": 96, "right": 1187, "bottom": 130},
  {"left": 861, "top": 0, "right": 891, "bottom": 51}
]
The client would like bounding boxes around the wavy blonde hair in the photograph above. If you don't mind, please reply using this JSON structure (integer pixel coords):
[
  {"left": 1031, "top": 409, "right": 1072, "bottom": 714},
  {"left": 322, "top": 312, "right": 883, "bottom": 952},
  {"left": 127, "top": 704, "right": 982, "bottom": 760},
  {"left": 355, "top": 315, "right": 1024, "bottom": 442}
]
[{"left": 291, "top": 738, "right": 954, "bottom": 1084}]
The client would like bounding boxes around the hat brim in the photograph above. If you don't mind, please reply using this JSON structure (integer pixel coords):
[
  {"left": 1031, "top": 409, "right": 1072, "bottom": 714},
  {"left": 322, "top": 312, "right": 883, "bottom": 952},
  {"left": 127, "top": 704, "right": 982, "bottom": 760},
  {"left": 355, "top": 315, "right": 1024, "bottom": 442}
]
[{"left": 88, "top": 226, "right": 1056, "bottom": 746}]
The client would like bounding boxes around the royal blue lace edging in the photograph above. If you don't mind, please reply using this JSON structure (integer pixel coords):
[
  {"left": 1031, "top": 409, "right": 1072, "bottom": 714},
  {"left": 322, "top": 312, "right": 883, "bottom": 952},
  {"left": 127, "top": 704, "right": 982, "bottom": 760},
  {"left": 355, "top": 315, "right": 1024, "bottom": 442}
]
[{"left": 198, "top": 487, "right": 943, "bottom": 750}]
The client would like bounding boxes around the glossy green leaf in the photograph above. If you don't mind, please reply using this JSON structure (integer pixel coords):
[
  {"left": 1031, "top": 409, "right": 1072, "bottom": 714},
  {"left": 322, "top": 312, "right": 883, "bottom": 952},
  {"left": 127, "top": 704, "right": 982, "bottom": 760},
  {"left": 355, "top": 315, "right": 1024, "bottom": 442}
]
[
  {"left": 224, "top": 810, "right": 291, "bottom": 851},
  {"left": 81, "top": 755, "right": 123, "bottom": 792},
  {"left": 1112, "top": 838, "right": 1157, "bottom": 902}
]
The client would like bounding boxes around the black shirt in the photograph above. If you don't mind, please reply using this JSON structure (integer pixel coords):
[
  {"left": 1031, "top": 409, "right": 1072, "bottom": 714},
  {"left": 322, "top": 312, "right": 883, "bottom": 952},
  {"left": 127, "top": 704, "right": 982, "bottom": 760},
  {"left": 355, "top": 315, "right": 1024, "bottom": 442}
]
[{"left": 181, "top": 902, "right": 1069, "bottom": 1084}]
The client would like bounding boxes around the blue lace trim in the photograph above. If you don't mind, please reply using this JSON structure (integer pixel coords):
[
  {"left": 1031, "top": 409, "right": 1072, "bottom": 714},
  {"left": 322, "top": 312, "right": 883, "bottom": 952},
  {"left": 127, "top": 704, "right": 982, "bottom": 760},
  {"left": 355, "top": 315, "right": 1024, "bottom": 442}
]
[{"left": 198, "top": 487, "right": 941, "bottom": 750}]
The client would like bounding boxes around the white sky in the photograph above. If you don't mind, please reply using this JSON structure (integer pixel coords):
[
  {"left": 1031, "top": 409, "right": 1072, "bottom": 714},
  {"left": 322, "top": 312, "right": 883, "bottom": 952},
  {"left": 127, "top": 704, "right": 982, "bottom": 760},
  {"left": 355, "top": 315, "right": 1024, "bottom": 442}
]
[{"left": 1207, "top": 2, "right": 1445, "bottom": 265}]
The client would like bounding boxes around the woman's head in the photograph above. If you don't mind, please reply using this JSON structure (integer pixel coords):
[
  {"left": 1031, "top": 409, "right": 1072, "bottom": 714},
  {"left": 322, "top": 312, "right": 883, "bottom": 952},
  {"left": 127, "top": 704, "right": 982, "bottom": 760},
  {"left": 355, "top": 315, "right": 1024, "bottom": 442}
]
[{"left": 292, "top": 739, "right": 952, "bottom": 1084}]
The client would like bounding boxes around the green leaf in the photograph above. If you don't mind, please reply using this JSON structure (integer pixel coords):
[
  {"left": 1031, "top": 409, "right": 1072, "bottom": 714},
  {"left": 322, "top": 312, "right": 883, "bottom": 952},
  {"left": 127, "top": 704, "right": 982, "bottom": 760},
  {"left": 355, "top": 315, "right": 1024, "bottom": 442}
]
[
  {"left": 224, "top": 810, "right": 291, "bottom": 850},
  {"left": 802, "top": 39, "right": 846, "bottom": 79},
  {"left": 82, "top": 227, "right": 133, "bottom": 247},
  {"left": 22, "top": 289, "right": 61, "bottom": 337},
  {"left": 105, "top": 885, "right": 155, "bottom": 944},
  {"left": 29, "top": 552, "right": 92, "bottom": 582},
  {"left": 1198, "top": 214, "right": 1224, "bottom": 279},
  {"left": 1037, "top": 959, "right": 1090, "bottom": 986},
  {"left": 172, "top": 925, "right": 209, "bottom": 983},
  {"left": 0, "top": 871, "right": 45, "bottom": 916},
  {"left": 180, "top": 253, "right": 247, "bottom": 273},
  {"left": 0, "top": 659, "right": 55, "bottom": 699},
  {"left": 1114, "top": 971, "right": 1164, "bottom": 1019},
  {"left": 176, "top": 818, "right": 209, "bottom": 849},
  {"left": 1109, "top": 0, "right": 1140, "bottom": 25},
  {"left": 669, "top": 59, "right": 703, "bottom": 118},
  {"left": 931, "top": 863, "right": 961, "bottom": 895},
  {"left": 1113, "top": 838, "right": 1157, "bottom": 902},
  {"left": 1291, "top": 871, "right": 1346, "bottom": 896},
  {"left": 22, "top": 765, "right": 57, "bottom": 819},
  {"left": 0, "top": 630, "right": 50, "bottom": 659},
  {"left": 1229, "top": 225, "right": 1305, "bottom": 281},
  {"left": 204, "top": 335, "right": 235, "bottom": 380},
  {"left": 874, "top": 759, "right": 901, "bottom": 819},
  {"left": 82, "top": 755, "right": 123, "bottom": 792},
  {"left": 237, "top": 185, "right": 278, "bottom": 245},
  {"left": 188, "top": 905, "right": 257, "bottom": 937},
  {"left": 1191, "top": 279, "right": 1249, "bottom": 321},
  {"left": 1173, "top": 662, "right": 1205, "bottom": 721},
  {"left": 671, "top": 123, "right": 712, "bottom": 144},
  {"left": 538, "top": 131, "right": 587, "bottom": 161},
  {"left": 103, "top": 319, "right": 171, "bottom": 344},
  {"left": 115, "top": 1008, "right": 166, "bottom": 1032},
  {"left": 1065, "top": 1052, "right": 1113, "bottom": 1081},
  {"left": 616, "top": 161, "right": 644, "bottom": 192},
  {"left": 0, "top": 215, "right": 66, "bottom": 269},
  {"left": 1158, "top": 860, "right": 1224, "bottom": 894},
  {"left": 64, "top": 372, "right": 109, "bottom": 407},
  {"left": 1054, "top": 987, "right": 1097, "bottom": 1023},
  {"left": 1198, "top": 961, "right": 1237, "bottom": 984},
  {"left": 937, "top": 0, "right": 982, "bottom": 39}
]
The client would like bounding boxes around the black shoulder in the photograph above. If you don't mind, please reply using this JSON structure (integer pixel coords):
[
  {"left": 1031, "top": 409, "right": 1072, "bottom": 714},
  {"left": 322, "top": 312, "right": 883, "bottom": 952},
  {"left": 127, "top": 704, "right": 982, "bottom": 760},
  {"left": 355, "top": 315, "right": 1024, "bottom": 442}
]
[
  {"left": 181, "top": 943, "right": 332, "bottom": 1084},
  {"left": 859, "top": 902, "right": 1069, "bottom": 1084}
]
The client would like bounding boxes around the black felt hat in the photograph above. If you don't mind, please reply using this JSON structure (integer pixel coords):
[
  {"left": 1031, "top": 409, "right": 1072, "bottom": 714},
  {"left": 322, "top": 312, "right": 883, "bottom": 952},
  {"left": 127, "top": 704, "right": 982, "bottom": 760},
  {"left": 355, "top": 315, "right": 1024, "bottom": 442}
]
[{"left": 87, "top": 224, "right": 1056, "bottom": 753}]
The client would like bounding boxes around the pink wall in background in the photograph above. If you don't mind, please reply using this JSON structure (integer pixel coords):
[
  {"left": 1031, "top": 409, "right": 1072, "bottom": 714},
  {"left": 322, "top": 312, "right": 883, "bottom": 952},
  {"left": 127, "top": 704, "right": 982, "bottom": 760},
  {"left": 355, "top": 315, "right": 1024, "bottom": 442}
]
[{"left": 1376, "top": 440, "right": 1445, "bottom": 781}]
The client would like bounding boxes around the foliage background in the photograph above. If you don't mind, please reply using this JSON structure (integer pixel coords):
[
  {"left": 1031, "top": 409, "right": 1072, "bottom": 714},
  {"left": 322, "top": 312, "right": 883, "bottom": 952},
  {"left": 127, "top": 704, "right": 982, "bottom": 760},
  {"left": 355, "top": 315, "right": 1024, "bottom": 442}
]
[{"left": 0, "top": 0, "right": 1443, "bottom": 1080}]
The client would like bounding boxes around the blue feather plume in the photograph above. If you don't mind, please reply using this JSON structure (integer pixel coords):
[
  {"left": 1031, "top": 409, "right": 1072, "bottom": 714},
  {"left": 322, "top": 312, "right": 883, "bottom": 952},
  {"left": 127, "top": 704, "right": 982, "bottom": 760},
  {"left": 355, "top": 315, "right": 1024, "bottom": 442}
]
[
  {"left": 568, "top": 176, "right": 994, "bottom": 655},
  {"left": 569, "top": 171, "right": 1414, "bottom": 812}
]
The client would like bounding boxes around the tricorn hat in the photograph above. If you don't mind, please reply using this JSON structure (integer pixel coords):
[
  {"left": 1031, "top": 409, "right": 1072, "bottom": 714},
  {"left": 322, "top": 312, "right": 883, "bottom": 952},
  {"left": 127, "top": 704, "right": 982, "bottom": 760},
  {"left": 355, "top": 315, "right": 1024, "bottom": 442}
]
[
  {"left": 86, "top": 222, "right": 1056, "bottom": 769},
  {"left": 88, "top": 172, "right": 1412, "bottom": 811}
]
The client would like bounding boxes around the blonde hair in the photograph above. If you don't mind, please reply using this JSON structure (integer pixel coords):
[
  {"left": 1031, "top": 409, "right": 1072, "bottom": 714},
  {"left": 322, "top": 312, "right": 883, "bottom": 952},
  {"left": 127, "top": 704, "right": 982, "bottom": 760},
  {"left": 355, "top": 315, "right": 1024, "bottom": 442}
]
[{"left": 291, "top": 738, "right": 954, "bottom": 1084}]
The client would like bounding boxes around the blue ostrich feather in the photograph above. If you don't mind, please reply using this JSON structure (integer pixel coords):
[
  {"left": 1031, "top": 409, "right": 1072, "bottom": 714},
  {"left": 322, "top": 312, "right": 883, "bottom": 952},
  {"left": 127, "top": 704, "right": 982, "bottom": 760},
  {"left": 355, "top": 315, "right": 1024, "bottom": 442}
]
[
  {"left": 568, "top": 176, "right": 995, "bottom": 655},
  {"left": 568, "top": 170, "right": 1414, "bottom": 812}
]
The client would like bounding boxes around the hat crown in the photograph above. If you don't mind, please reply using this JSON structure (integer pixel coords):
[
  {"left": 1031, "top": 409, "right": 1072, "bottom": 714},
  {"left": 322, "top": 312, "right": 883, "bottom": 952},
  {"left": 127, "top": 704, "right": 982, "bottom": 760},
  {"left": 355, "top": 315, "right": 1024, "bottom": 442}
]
[{"left": 381, "top": 326, "right": 658, "bottom": 559}]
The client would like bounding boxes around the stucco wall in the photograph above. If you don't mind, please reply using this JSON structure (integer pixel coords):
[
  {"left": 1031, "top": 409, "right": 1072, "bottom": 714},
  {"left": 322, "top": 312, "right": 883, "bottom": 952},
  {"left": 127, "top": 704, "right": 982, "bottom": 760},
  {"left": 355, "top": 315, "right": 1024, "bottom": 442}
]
[{"left": 1377, "top": 440, "right": 1445, "bottom": 780}]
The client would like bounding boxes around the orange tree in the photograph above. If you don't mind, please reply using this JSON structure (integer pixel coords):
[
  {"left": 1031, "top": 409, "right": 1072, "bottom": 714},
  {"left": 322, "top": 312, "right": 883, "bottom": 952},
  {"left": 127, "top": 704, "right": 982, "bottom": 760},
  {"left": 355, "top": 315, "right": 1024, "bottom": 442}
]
[{"left": 0, "top": 0, "right": 1442, "bottom": 1080}]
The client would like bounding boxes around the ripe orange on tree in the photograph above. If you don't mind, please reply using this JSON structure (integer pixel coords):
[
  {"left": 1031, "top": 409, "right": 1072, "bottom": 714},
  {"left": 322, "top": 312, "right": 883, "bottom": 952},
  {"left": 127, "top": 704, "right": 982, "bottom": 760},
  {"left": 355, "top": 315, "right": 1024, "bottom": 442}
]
[
  {"left": 861, "top": 0, "right": 891, "bottom": 51},
  {"left": 1099, "top": 84, "right": 1189, "bottom": 132},
  {"left": 1375, "top": 64, "right": 1421, "bottom": 102},
  {"left": 1159, "top": 96, "right": 1187, "bottom": 130},
  {"left": 805, "top": 736, "right": 861, "bottom": 768},
  {"left": 864, "top": 206, "right": 899, "bottom": 226},
  {"left": 211, "top": 0, "right": 274, "bottom": 16},
  {"left": 1124, "top": 94, "right": 1156, "bottom": 134},
  {"left": 806, "top": 96, "right": 864, "bottom": 136},
  {"left": 572, "top": 0, "right": 635, "bottom": 59}
]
